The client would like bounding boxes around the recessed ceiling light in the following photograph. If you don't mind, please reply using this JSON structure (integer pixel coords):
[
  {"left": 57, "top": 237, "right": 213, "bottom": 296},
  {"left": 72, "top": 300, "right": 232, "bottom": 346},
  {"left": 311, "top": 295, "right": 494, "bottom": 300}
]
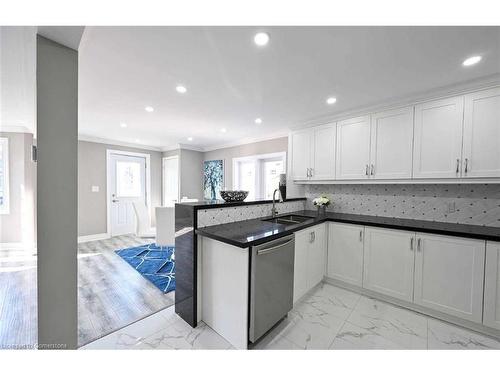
[
  {"left": 462, "top": 55, "right": 482, "bottom": 66},
  {"left": 145, "top": 106, "right": 154, "bottom": 112},
  {"left": 255, "top": 118, "right": 262, "bottom": 124},
  {"left": 326, "top": 97, "right": 337, "bottom": 105},
  {"left": 187, "top": 137, "right": 193, "bottom": 141},
  {"left": 176, "top": 85, "right": 187, "bottom": 94},
  {"left": 220, "top": 128, "right": 227, "bottom": 133},
  {"left": 120, "top": 123, "right": 127, "bottom": 128},
  {"left": 254, "top": 32, "right": 270, "bottom": 46}
]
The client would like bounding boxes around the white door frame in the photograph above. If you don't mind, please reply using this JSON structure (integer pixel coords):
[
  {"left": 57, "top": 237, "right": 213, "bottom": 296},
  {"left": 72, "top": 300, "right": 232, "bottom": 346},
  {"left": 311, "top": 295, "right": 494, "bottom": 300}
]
[
  {"left": 162, "top": 155, "right": 180, "bottom": 205},
  {"left": 106, "top": 149, "right": 151, "bottom": 238}
]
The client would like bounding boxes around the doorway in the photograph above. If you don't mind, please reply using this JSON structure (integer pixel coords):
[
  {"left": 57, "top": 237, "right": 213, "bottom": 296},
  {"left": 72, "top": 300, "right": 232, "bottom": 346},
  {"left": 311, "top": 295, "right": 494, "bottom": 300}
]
[
  {"left": 106, "top": 150, "right": 151, "bottom": 237},
  {"left": 162, "top": 155, "right": 179, "bottom": 206}
]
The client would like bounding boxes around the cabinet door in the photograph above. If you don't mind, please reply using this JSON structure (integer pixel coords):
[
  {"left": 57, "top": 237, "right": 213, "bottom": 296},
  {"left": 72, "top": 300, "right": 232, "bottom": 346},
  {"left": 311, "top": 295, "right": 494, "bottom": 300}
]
[
  {"left": 413, "top": 96, "right": 464, "bottom": 178},
  {"left": 484, "top": 242, "right": 500, "bottom": 330},
  {"left": 307, "top": 224, "right": 326, "bottom": 289},
  {"left": 336, "top": 116, "right": 371, "bottom": 180},
  {"left": 291, "top": 129, "right": 312, "bottom": 180},
  {"left": 414, "top": 234, "right": 485, "bottom": 323},
  {"left": 370, "top": 106, "right": 414, "bottom": 179},
  {"left": 363, "top": 227, "right": 415, "bottom": 302},
  {"left": 293, "top": 229, "right": 310, "bottom": 303},
  {"left": 311, "top": 124, "right": 336, "bottom": 180},
  {"left": 327, "top": 223, "right": 364, "bottom": 286},
  {"left": 462, "top": 87, "right": 500, "bottom": 178}
]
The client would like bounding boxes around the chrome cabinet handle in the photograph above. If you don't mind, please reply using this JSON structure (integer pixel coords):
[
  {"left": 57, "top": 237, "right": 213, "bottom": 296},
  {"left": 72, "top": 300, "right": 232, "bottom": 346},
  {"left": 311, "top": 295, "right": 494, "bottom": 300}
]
[
  {"left": 310, "top": 168, "right": 314, "bottom": 177},
  {"left": 359, "top": 230, "right": 363, "bottom": 242},
  {"left": 370, "top": 164, "right": 375, "bottom": 176},
  {"left": 309, "top": 232, "right": 315, "bottom": 243},
  {"left": 257, "top": 239, "right": 294, "bottom": 255},
  {"left": 365, "top": 164, "right": 369, "bottom": 176},
  {"left": 417, "top": 238, "right": 422, "bottom": 252},
  {"left": 465, "top": 158, "right": 469, "bottom": 174},
  {"left": 306, "top": 168, "right": 310, "bottom": 177},
  {"left": 112, "top": 199, "right": 119, "bottom": 203},
  {"left": 410, "top": 237, "right": 414, "bottom": 251},
  {"left": 456, "top": 159, "right": 460, "bottom": 174}
]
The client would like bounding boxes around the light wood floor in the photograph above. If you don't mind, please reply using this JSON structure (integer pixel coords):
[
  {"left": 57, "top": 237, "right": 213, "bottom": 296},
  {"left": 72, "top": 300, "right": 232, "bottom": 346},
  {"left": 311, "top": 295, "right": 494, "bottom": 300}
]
[{"left": 0, "top": 235, "right": 174, "bottom": 348}]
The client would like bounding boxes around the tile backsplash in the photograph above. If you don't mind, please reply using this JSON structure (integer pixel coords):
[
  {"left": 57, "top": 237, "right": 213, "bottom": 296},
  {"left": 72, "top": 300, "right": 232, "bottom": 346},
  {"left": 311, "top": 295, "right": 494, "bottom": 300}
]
[
  {"left": 197, "top": 200, "right": 306, "bottom": 228},
  {"left": 306, "top": 184, "right": 500, "bottom": 227}
]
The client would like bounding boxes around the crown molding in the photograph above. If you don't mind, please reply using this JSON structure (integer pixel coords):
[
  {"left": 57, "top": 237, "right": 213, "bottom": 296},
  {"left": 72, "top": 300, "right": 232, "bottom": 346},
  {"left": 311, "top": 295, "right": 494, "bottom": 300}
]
[
  {"left": 201, "top": 132, "right": 289, "bottom": 152},
  {"left": 78, "top": 134, "right": 163, "bottom": 152},
  {"left": 294, "top": 74, "right": 500, "bottom": 130}
]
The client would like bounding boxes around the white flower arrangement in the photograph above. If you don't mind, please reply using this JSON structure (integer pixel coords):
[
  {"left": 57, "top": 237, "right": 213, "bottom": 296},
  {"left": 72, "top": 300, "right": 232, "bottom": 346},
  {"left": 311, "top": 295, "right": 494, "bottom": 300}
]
[{"left": 313, "top": 195, "right": 331, "bottom": 207}]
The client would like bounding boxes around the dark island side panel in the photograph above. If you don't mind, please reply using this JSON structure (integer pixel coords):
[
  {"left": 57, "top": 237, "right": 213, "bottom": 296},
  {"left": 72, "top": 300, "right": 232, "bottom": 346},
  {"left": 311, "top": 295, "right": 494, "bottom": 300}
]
[{"left": 174, "top": 203, "right": 197, "bottom": 327}]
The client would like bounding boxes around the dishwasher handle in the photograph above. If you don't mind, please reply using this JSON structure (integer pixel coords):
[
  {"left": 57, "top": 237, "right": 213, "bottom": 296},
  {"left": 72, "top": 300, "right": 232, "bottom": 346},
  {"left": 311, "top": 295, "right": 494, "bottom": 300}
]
[{"left": 257, "top": 238, "right": 294, "bottom": 255}]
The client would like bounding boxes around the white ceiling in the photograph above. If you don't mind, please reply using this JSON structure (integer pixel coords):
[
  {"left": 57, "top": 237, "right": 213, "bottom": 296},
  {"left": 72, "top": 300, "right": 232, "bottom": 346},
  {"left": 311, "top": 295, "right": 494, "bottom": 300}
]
[{"left": 79, "top": 26, "right": 500, "bottom": 151}]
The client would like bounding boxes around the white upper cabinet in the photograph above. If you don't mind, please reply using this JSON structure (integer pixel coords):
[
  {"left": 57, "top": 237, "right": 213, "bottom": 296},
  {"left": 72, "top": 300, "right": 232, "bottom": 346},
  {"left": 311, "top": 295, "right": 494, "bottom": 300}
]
[
  {"left": 363, "top": 227, "right": 416, "bottom": 302},
  {"left": 413, "top": 233, "right": 485, "bottom": 323},
  {"left": 311, "top": 124, "right": 336, "bottom": 180},
  {"left": 484, "top": 241, "right": 500, "bottom": 330},
  {"left": 370, "top": 107, "right": 414, "bottom": 179},
  {"left": 291, "top": 129, "right": 312, "bottom": 180},
  {"left": 413, "top": 96, "right": 465, "bottom": 179},
  {"left": 462, "top": 87, "right": 500, "bottom": 178},
  {"left": 327, "top": 223, "right": 364, "bottom": 286},
  {"left": 336, "top": 116, "right": 371, "bottom": 180}
]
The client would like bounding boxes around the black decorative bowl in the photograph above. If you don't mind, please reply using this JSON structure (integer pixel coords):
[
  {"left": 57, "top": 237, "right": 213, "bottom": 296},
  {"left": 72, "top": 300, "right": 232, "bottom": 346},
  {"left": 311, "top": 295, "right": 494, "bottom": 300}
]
[{"left": 220, "top": 190, "right": 249, "bottom": 202}]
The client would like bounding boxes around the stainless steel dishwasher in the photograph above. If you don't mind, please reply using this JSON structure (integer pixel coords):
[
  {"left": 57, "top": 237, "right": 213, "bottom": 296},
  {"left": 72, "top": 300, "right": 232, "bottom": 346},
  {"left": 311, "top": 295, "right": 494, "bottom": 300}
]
[{"left": 249, "top": 234, "right": 295, "bottom": 343}]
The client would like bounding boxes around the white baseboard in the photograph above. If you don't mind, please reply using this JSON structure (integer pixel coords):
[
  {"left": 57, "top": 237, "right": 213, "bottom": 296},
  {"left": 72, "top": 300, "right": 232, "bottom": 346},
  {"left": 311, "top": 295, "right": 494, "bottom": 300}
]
[{"left": 78, "top": 233, "right": 110, "bottom": 243}]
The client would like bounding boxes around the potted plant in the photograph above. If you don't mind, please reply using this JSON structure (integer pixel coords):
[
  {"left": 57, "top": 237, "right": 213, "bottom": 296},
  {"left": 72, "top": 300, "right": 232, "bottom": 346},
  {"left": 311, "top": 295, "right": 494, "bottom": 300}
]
[{"left": 313, "top": 195, "right": 331, "bottom": 216}]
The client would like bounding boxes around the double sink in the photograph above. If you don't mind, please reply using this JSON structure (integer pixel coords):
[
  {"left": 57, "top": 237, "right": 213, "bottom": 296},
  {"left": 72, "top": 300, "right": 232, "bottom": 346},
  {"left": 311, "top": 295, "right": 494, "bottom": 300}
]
[{"left": 262, "top": 214, "right": 314, "bottom": 225}]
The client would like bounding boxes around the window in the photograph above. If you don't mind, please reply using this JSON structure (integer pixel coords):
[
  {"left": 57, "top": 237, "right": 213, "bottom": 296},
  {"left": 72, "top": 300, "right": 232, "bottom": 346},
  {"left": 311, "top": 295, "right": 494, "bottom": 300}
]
[
  {"left": 233, "top": 152, "right": 286, "bottom": 200},
  {"left": 0, "top": 137, "right": 9, "bottom": 214},
  {"left": 116, "top": 160, "right": 142, "bottom": 197}
]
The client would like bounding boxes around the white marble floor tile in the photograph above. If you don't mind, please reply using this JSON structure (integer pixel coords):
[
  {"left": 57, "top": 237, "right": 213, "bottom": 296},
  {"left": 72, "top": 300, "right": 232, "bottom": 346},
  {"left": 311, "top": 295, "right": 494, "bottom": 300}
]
[
  {"left": 347, "top": 296, "right": 428, "bottom": 349},
  {"left": 138, "top": 320, "right": 232, "bottom": 350},
  {"left": 295, "top": 283, "right": 361, "bottom": 321},
  {"left": 252, "top": 323, "right": 301, "bottom": 350},
  {"left": 330, "top": 322, "right": 404, "bottom": 350},
  {"left": 427, "top": 319, "right": 500, "bottom": 350}
]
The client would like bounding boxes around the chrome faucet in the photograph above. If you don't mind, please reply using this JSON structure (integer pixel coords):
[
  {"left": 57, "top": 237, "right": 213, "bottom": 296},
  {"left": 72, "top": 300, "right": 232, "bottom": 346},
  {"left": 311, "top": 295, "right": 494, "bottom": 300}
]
[{"left": 271, "top": 188, "right": 283, "bottom": 218}]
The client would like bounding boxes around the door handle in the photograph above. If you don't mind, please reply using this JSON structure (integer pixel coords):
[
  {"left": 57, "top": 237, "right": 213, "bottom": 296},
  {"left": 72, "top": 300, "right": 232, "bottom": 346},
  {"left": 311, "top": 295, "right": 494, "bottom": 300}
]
[
  {"left": 456, "top": 158, "right": 460, "bottom": 174},
  {"left": 410, "top": 237, "right": 414, "bottom": 251},
  {"left": 365, "top": 164, "right": 369, "bottom": 176},
  {"left": 112, "top": 199, "right": 119, "bottom": 203},
  {"left": 417, "top": 238, "right": 422, "bottom": 252},
  {"left": 310, "top": 168, "right": 314, "bottom": 177},
  {"left": 257, "top": 239, "right": 294, "bottom": 255},
  {"left": 370, "top": 164, "right": 375, "bottom": 176},
  {"left": 464, "top": 158, "right": 469, "bottom": 174},
  {"left": 359, "top": 230, "right": 363, "bottom": 242}
]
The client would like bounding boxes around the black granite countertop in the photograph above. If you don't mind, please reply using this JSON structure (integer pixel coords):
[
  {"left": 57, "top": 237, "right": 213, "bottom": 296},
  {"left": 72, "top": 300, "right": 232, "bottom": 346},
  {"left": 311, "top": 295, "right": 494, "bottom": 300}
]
[
  {"left": 176, "top": 197, "right": 306, "bottom": 210},
  {"left": 196, "top": 210, "right": 500, "bottom": 247}
]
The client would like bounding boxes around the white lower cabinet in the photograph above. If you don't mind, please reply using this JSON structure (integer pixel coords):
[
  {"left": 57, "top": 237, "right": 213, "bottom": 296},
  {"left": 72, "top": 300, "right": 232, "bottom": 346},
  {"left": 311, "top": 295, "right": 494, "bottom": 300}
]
[
  {"left": 362, "top": 227, "right": 415, "bottom": 302},
  {"left": 293, "top": 224, "right": 326, "bottom": 303},
  {"left": 484, "top": 242, "right": 500, "bottom": 330},
  {"left": 413, "top": 234, "right": 485, "bottom": 323},
  {"left": 327, "top": 223, "right": 364, "bottom": 286}
]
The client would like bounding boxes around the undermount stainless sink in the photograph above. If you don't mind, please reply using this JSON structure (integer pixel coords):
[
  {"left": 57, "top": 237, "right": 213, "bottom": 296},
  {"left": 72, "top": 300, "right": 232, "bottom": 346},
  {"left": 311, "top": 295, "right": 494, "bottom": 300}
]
[{"left": 263, "top": 214, "right": 314, "bottom": 225}]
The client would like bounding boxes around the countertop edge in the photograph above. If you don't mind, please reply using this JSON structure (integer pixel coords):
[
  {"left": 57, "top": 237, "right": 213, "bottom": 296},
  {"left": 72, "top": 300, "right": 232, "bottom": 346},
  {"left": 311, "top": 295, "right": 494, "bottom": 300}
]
[
  {"left": 176, "top": 197, "right": 306, "bottom": 210},
  {"left": 196, "top": 215, "right": 500, "bottom": 248}
]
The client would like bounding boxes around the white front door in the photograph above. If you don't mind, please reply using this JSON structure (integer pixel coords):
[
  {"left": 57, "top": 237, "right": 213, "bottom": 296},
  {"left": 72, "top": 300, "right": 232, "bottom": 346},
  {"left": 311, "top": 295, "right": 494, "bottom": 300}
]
[{"left": 109, "top": 153, "right": 146, "bottom": 236}]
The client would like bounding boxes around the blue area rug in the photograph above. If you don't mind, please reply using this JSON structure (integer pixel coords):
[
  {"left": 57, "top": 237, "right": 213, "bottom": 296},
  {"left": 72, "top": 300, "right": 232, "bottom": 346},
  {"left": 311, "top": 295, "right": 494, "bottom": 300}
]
[{"left": 115, "top": 244, "right": 175, "bottom": 293}]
